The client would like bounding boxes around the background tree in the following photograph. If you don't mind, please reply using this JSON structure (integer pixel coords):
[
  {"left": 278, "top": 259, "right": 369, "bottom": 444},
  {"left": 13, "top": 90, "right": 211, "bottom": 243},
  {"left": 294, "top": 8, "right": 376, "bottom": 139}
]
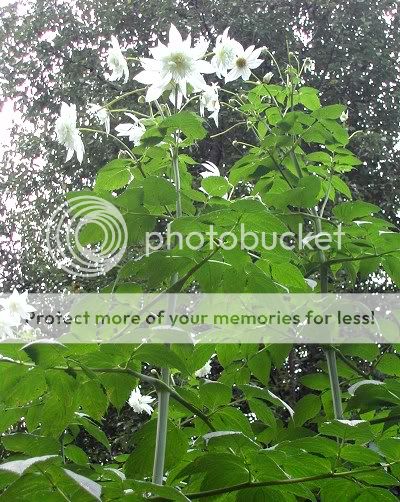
[{"left": 1, "top": 0, "right": 399, "bottom": 292}]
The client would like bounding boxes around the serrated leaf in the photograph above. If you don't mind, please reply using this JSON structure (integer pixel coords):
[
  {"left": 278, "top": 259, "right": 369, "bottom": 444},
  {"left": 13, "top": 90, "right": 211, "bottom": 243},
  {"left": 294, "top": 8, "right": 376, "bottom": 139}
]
[{"left": 95, "top": 159, "right": 132, "bottom": 191}]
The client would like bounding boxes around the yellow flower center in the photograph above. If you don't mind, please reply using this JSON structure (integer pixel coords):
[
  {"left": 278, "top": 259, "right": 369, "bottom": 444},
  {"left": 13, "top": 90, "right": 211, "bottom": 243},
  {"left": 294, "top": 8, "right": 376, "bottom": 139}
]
[{"left": 236, "top": 57, "right": 247, "bottom": 69}]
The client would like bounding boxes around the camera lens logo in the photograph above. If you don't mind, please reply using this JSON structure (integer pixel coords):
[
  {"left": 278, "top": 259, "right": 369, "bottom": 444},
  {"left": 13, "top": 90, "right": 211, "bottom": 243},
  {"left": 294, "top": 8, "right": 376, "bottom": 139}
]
[{"left": 46, "top": 195, "right": 127, "bottom": 277}]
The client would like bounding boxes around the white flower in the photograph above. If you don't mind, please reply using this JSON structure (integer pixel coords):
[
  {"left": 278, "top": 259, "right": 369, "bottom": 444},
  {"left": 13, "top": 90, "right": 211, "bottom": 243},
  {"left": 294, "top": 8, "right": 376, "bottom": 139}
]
[
  {"left": 107, "top": 36, "right": 129, "bottom": 83},
  {"left": 304, "top": 57, "right": 315, "bottom": 73},
  {"left": 55, "top": 102, "right": 85, "bottom": 163},
  {"left": 195, "top": 359, "right": 212, "bottom": 378},
  {"left": 199, "top": 83, "right": 220, "bottom": 126},
  {"left": 211, "top": 27, "right": 241, "bottom": 78},
  {"left": 0, "top": 290, "right": 35, "bottom": 323},
  {"left": 225, "top": 44, "right": 263, "bottom": 83},
  {"left": 340, "top": 110, "right": 349, "bottom": 123},
  {"left": 263, "top": 71, "right": 273, "bottom": 83},
  {"left": 128, "top": 387, "right": 155, "bottom": 415},
  {"left": 0, "top": 310, "right": 19, "bottom": 339},
  {"left": 115, "top": 113, "right": 145, "bottom": 145},
  {"left": 134, "top": 24, "right": 214, "bottom": 102},
  {"left": 199, "top": 161, "right": 221, "bottom": 178},
  {"left": 88, "top": 104, "right": 110, "bottom": 134}
]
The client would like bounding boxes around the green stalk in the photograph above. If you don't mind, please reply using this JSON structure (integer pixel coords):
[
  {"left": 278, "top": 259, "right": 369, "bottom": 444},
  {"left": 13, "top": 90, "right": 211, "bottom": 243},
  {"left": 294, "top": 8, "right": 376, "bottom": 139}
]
[
  {"left": 289, "top": 142, "right": 343, "bottom": 419},
  {"left": 152, "top": 89, "right": 182, "bottom": 485},
  {"left": 152, "top": 365, "right": 170, "bottom": 484},
  {"left": 315, "top": 215, "right": 343, "bottom": 419}
]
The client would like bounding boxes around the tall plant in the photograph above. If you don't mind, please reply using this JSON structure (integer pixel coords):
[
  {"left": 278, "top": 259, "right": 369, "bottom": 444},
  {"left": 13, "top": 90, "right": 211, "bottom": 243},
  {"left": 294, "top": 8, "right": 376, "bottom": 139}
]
[{"left": 0, "top": 23, "right": 400, "bottom": 501}]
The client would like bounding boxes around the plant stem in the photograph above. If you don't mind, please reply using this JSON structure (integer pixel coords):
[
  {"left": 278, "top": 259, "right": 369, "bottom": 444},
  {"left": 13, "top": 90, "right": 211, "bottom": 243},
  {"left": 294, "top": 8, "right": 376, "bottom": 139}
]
[
  {"left": 177, "top": 463, "right": 397, "bottom": 500},
  {"left": 152, "top": 365, "right": 170, "bottom": 485},
  {"left": 152, "top": 89, "right": 182, "bottom": 485},
  {"left": 289, "top": 146, "right": 343, "bottom": 419},
  {"left": 315, "top": 214, "right": 343, "bottom": 419}
]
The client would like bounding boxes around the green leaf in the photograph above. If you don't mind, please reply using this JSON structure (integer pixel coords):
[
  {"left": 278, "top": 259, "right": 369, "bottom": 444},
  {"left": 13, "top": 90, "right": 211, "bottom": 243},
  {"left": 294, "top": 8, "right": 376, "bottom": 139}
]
[
  {"left": 249, "top": 398, "right": 277, "bottom": 430},
  {"left": 0, "top": 455, "right": 58, "bottom": 475},
  {"left": 313, "top": 104, "right": 346, "bottom": 119},
  {"left": 75, "top": 415, "right": 110, "bottom": 451},
  {"left": 199, "top": 381, "right": 232, "bottom": 411},
  {"left": 133, "top": 345, "right": 189, "bottom": 375},
  {"left": 201, "top": 176, "right": 230, "bottom": 197},
  {"left": 354, "top": 488, "right": 399, "bottom": 502},
  {"left": 131, "top": 481, "right": 190, "bottom": 501},
  {"left": 298, "top": 87, "right": 321, "bottom": 110},
  {"left": 160, "top": 111, "right": 207, "bottom": 141},
  {"left": 333, "top": 201, "right": 380, "bottom": 223},
  {"left": 320, "top": 479, "right": 360, "bottom": 502},
  {"left": 382, "top": 255, "right": 400, "bottom": 288},
  {"left": 293, "top": 394, "right": 321, "bottom": 427},
  {"left": 77, "top": 380, "right": 108, "bottom": 421},
  {"left": 178, "top": 452, "right": 249, "bottom": 490},
  {"left": 340, "top": 444, "right": 381, "bottom": 464},
  {"left": 64, "top": 444, "right": 89, "bottom": 466},
  {"left": 300, "top": 373, "right": 330, "bottom": 390},
  {"left": 63, "top": 468, "right": 102, "bottom": 500},
  {"left": 306, "top": 152, "right": 332, "bottom": 164},
  {"left": 2, "top": 434, "right": 59, "bottom": 456},
  {"left": 331, "top": 175, "right": 352, "bottom": 199},
  {"left": 124, "top": 420, "right": 187, "bottom": 478},
  {"left": 95, "top": 159, "right": 132, "bottom": 191},
  {"left": 248, "top": 350, "right": 271, "bottom": 385},
  {"left": 22, "top": 341, "right": 68, "bottom": 368},
  {"left": 202, "top": 430, "right": 259, "bottom": 451},
  {"left": 3, "top": 367, "right": 47, "bottom": 407},
  {"left": 376, "top": 353, "right": 400, "bottom": 376},
  {"left": 99, "top": 372, "right": 136, "bottom": 411},
  {"left": 142, "top": 176, "right": 177, "bottom": 206},
  {"left": 319, "top": 420, "right": 374, "bottom": 441}
]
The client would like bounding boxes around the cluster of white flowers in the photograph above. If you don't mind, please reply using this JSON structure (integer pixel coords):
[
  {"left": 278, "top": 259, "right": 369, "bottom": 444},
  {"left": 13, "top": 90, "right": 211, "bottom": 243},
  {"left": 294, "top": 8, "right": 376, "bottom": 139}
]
[
  {"left": 55, "top": 25, "right": 265, "bottom": 163},
  {"left": 128, "top": 387, "right": 155, "bottom": 415},
  {"left": 0, "top": 290, "right": 35, "bottom": 339}
]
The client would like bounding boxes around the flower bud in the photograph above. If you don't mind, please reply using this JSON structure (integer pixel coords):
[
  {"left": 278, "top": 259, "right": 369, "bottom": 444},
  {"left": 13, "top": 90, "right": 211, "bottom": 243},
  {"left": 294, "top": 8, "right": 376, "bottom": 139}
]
[
  {"left": 138, "top": 95, "right": 146, "bottom": 104},
  {"left": 260, "top": 46, "right": 269, "bottom": 57},
  {"left": 228, "top": 98, "right": 236, "bottom": 105},
  {"left": 263, "top": 72, "right": 273, "bottom": 83},
  {"left": 304, "top": 57, "right": 315, "bottom": 73},
  {"left": 232, "top": 140, "right": 238, "bottom": 146}
]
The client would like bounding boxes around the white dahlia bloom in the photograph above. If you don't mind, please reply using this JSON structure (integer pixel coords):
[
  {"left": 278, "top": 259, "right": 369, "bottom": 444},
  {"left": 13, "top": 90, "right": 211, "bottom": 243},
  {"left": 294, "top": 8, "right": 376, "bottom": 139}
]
[
  {"left": 128, "top": 387, "right": 155, "bottom": 415},
  {"left": 134, "top": 24, "right": 214, "bottom": 102},
  {"left": 55, "top": 102, "right": 85, "bottom": 163},
  {"left": 199, "top": 83, "right": 220, "bottom": 126},
  {"left": 211, "top": 27, "right": 241, "bottom": 78},
  {"left": 88, "top": 104, "right": 110, "bottom": 135},
  {"left": 115, "top": 113, "right": 145, "bottom": 145},
  {"left": 107, "top": 36, "right": 129, "bottom": 83},
  {"left": 0, "top": 290, "right": 36, "bottom": 323},
  {"left": 225, "top": 44, "right": 263, "bottom": 83}
]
